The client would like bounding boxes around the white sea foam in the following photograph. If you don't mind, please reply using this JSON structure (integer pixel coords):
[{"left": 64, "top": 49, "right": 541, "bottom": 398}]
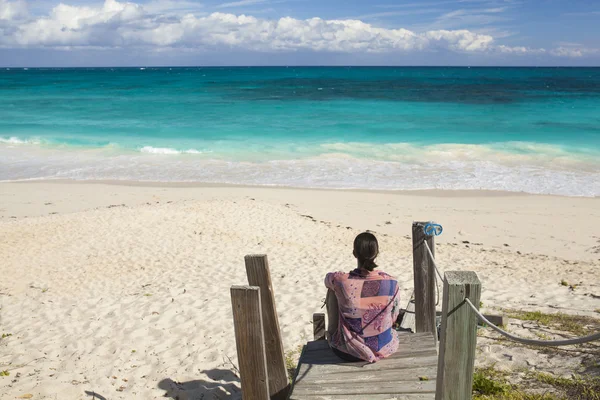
[
  {"left": 140, "top": 146, "right": 181, "bottom": 155},
  {"left": 139, "top": 146, "right": 205, "bottom": 155},
  {"left": 1, "top": 141, "right": 599, "bottom": 196},
  {"left": 319, "top": 141, "right": 599, "bottom": 169},
  {"left": 0, "top": 136, "right": 41, "bottom": 145},
  {"left": 0, "top": 137, "right": 26, "bottom": 144}
]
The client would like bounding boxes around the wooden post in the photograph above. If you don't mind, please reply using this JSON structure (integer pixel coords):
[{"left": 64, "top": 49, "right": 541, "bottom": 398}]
[
  {"left": 245, "top": 255, "right": 289, "bottom": 400},
  {"left": 230, "top": 285, "right": 270, "bottom": 400},
  {"left": 412, "top": 221, "right": 437, "bottom": 342},
  {"left": 480, "top": 314, "right": 507, "bottom": 328},
  {"left": 313, "top": 313, "right": 326, "bottom": 340},
  {"left": 435, "top": 271, "right": 481, "bottom": 400}
]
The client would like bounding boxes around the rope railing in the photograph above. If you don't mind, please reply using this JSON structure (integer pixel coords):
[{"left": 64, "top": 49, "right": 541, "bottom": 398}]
[
  {"left": 423, "top": 240, "right": 444, "bottom": 282},
  {"left": 464, "top": 298, "right": 600, "bottom": 346},
  {"left": 421, "top": 227, "right": 600, "bottom": 347},
  {"left": 422, "top": 228, "right": 443, "bottom": 307}
]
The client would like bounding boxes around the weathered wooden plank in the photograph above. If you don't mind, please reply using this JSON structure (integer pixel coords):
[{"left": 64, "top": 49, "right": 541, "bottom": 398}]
[
  {"left": 297, "top": 371, "right": 436, "bottom": 385},
  {"left": 313, "top": 313, "right": 326, "bottom": 341},
  {"left": 298, "top": 354, "right": 438, "bottom": 371},
  {"left": 302, "top": 341, "right": 435, "bottom": 356},
  {"left": 291, "top": 381, "right": 437, "bottom": 396},
  {"left": 294, "top": 359, "right": 439, "bottom": 386},
  {"left": 300, "top": 352, "right": 438, "bottom": 372},
  {"left": 301, "top": 338, "right": 437, "bottom": 354},
  {"left": 230, "top": 285, "right": 270, "bottom": 400},
  {"left": 302, "top": 332, "right": 434, "bottom": 352},
  {"left": 291, "top": 331, "right": 438, "bottom": 399},
  {"left": 297, "top": 334, "right": 437, "bottom": 368},
  {"left": 299, "top": 341, "right": 438, "bottom": 359},
  {"left": 295, "top": 366, "right": 436, "bottom": 384},
  {"left": 412, "top": 222, "right": 437, "bottom": 344},
  {"left": 435, "top": 271, "right": 481, "bottom": 400},
  {"left": 299, "top": 350, "right": 438, "bottom": 365},
  {"left": 295, "top": 380, "right": 437, "bottom": 392},
  {"left": 300, "top": 347, "right": 438, "bottom": 364},
  {"left": 291, "top": 395, "right": 434, "bottom": 400},
  {"left": 245, "top": 255, "right": 289, "bottom": 400},
  {"left": 296, "top": 353, "right": 439, "bottom": 375}
]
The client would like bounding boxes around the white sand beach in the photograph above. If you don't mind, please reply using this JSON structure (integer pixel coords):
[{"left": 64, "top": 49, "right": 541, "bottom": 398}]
[{"left": 0, "top": 181, "right": 599, "bottom": 399}]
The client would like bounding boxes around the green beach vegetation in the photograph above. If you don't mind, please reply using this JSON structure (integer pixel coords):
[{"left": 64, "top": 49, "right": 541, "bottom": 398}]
[
  {"left": 503, "top": 309, "right": 600, "bottom": 336},
  {"left": 473, "top": 365, "right": 600, "bottom": 400}
]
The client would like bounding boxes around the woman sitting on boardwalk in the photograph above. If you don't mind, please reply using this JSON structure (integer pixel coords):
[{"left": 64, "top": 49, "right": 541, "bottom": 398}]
[{"left": 324, "top": 232, "right": 400, "bottom": 363}]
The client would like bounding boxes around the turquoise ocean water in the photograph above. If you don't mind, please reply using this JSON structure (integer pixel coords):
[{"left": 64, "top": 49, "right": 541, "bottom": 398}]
[{"left": 1, "top": 67, "right": 599, "bottom": 196}]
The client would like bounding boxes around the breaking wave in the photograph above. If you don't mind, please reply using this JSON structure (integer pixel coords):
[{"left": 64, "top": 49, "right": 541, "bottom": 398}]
[
  {"left": 1, "top": 138, "right": 599, "bottom": 197},
  {"left": 139, "top": 146, "right": 206, "bottom": 155}
]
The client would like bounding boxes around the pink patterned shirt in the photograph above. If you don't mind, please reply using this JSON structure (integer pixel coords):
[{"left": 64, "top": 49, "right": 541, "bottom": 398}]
[{"left": 325, "top": 269, "right": 401, "bottom": 363}]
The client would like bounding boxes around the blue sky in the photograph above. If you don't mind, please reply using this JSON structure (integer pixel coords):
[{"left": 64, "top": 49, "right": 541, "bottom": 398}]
[{"left": 0, "top": 0, "right": 598, "bottom": 66}]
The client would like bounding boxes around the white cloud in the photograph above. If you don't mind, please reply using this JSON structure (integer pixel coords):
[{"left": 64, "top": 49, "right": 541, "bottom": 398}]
[
  {"left": 0, "top": 0, "right": 28, "bottom": 20},
  {"left": 0, "top": 0, "right": 497, "bottom": 52},
  {"left": 0, "top": 0, "right": 596, "bottom": 58},
  {"left": 495, "top": 44, "right": 599, "bottom": 58},
  {"left": 497, "top": 45, "right": 545, "bottom": 54},
  {"left": 431, "top": 29, "right": 496, "bottom": 51},
  {"left": 8, "top": 0, "right": 145, "bottom": 47},
  {"left": 550, "top": 46, "right": 598, "bottom": 58}
]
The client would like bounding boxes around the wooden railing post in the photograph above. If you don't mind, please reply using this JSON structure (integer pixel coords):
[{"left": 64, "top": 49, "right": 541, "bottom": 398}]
[
  {"left": 245, "top": 255, "right": 289, "bottom": 400},
  {"left": 313, "top": 313, "right": 326, "bottom": 340},
  {"left": 436, "top": 271, "right": 481, "bottom": 400},
  {"left": 231, "top": 285, "right": 270, "bottom": 400},
  {"left": 412, "top": 221, "right": 437, "bottom": 342}
]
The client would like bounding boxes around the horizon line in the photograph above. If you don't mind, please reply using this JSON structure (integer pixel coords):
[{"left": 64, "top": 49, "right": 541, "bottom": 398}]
[{"left": 2, "top": 65, "right": 600, "bottom": 69}]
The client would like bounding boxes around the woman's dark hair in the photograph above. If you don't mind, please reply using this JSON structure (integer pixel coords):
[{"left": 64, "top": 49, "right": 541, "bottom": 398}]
[{"left": 353, "top": 232, "right": 379, "bottom": 271}]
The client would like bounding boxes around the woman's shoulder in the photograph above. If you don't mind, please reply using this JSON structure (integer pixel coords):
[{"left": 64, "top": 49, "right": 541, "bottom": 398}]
[
  {"left": 326, "top": 271, "right": 350, "bottom": 280},
  {"left": 374, "top": 270, "right": 397, "bottom": 280},
  {"left": 324, "top": 270, "right": 352, "bottom": 287}
]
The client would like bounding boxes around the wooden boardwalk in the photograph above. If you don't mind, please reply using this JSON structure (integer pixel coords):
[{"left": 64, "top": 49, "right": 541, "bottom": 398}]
[
  {"left": 289, "top": 332, "right": 438, "bottom": 400},
  {"left": 231, "top": 226, "right": 483, "bottom": 400}
]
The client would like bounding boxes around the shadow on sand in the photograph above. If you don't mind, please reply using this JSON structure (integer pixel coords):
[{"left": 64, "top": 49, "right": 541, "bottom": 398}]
[
  {"left": 159, "top": 369, "right": 241, "bottom": 400},
  {"left": 84, "top": 391, "right": 108, "bottom": 400}
]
